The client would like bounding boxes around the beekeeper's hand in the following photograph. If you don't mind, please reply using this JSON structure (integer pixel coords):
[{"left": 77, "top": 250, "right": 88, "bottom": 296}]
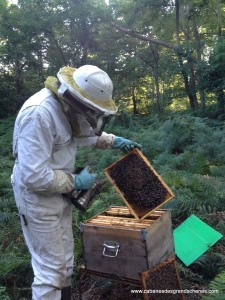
[
  {"left": 112, "top": 136, "right": 142, "bottom": 153},
  {"left": 74, "top": 166, "right": 97, "bottom": 190}
]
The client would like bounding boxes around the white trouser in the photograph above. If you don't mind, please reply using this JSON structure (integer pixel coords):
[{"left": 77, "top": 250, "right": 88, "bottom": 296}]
[{"left": 12, "top": 167, "right": 74, "bottom": 300}]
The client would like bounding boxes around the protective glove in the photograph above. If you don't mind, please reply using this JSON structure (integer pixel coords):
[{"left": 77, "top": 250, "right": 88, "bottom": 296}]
[
  {"left": 112, "top": 136, "right": 142, "bottom": 153},
  {"left": 74, "top": 166, "right": 97, "bottom": 190}
]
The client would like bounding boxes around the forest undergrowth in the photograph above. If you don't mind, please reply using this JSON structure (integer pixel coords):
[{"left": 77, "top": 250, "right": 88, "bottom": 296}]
[{"left": 1, "top": 111, "right": 225, "bottom": 299}]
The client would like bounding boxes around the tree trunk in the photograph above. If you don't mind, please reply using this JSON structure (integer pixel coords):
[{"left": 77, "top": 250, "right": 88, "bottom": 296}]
[
  {"left": 149, "top": 44, "right": 163, "bottom": 112},
  {"left": 175, "top": 0, "right": 198, "bottom": 110},
  {"left": 217, "top": 0, "right": 222, "bottom": 37},
  {"left": 153, "top": 65, "right": 162, "bottom": 112},
  {"left": 131, "top": 85, "right": 138, "bottom": 114},
  {"left": 80, "top": 24, "right": 89, "bottom": 66},
  {"left": 217, "top": 89, "right": 225, "bottom": 114},
  {"left": 15, "top": 58, "right": 24, "bottom": 95},
  {"left": 216, "top": 0, "right": 223, "bottom": 113},
  {"left": 191, "top": 16, "right": 205, "bottom": 110},
  {"left": 180, "top": 3, "right": 199, "bottom": 110}
]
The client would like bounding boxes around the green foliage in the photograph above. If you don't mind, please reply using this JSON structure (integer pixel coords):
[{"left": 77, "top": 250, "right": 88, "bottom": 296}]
[
  {"left": 0, "top": 196, "right": 31, "bottom": 299},
  {"left": 205, "top": 39, "right": 225, "bottom": 92},
  {"left": 0, "top": 74, "right": 17, "bottom": 118},
  {"left": 0, "top": 286, "right": 11, "bottom": 300},
  {"left": 202, "top": 39, "right": 225, "bottom": 113},
  {"left": 202, "top": 270, "right": 225, "bottom": 299},
  {"left": 0, "top": 0, "right": 224, "bottom": 116},
  {"left": 0, "top": 117, "right": 15, "bottom": 198},
  {"left": 105, "top": 111, "right": 136, "bottom": 134}
]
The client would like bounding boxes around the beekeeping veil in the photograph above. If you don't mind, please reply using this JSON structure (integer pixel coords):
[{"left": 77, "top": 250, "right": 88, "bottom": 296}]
[{"left": 53, "top": 65, "right": 117, "bottom": 136}]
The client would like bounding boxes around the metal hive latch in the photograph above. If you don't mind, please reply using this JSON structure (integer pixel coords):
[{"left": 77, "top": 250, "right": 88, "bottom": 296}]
[{"left": 103, "top": 241, "right": 120, "bottom": 258}]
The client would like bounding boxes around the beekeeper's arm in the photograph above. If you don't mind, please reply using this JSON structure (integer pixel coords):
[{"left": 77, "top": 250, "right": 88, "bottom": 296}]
[
  {"left": 75, "top": 131, "right": 142, "bottom": 152},
  {"left": 17, "top": 113, "right": 74, "bottom": 194}
]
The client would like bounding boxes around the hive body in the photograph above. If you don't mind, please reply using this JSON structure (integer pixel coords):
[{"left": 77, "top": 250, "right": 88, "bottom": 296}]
[{"left": 80, "top": 206, "right": 175, "bottom": 280}]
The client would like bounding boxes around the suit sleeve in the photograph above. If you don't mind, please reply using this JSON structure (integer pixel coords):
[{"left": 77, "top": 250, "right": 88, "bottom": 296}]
[{"left": 17, "top": 111, "right": 74, "bottom": 194}]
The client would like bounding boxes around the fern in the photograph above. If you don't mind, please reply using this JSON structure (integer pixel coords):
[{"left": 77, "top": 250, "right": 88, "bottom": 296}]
[
  {"left": 202, "top": 270, "right": 225, "bottom": 299},
  {"left": 0, "top": 286, "right": 11, "bottom": 300},
  {"left": 0, "top": 254, "right": 30, "bottom": 278}
]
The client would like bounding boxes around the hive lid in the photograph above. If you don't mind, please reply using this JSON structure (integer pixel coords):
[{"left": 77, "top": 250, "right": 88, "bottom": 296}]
[
  {"left": 104, "top": 148, "right": 175, "bottom": 219},
  {"left": 173, "top": 214, "right": 223, "bottom": 266}
]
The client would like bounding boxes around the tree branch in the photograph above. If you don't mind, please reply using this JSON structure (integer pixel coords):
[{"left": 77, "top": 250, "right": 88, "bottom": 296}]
[
  {"left": 111, "top": 21, "right": 176, "bottom": 51},
  {"left": 111, "top": 21, "right": 198, "bottom": 61}
]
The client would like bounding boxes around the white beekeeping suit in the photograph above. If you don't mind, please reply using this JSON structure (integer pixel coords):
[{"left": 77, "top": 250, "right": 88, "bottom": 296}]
[{"left": 11, "top": 65, "right": 141, "bottom": 300}]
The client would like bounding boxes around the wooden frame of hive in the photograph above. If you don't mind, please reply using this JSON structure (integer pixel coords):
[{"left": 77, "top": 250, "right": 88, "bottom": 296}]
[
  {"left": 104, "top": 148, "right": 175, "bottom": 219},
  {"left": 140, "top": 257, "right": 184, "bottom": 300}
]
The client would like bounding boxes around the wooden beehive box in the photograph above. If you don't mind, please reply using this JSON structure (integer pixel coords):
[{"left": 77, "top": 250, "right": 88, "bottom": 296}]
[
  {"left": 80, "top": 206, "right": 175, "bottom": 280},
  {"left": 104, "top": 148, "right": 175, "bottom": 219},
  {"left": 140, "top": 258, "right": 184, "bottom": 300}
]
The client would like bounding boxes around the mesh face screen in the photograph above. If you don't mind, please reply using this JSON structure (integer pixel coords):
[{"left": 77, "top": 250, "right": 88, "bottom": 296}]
[{"left": 62, "top": 89, "right": 111, "bottom": 135}]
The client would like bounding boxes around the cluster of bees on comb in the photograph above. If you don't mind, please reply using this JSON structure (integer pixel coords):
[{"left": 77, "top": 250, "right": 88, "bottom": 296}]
[
  {"left": 145, "top": 261, "right": 182, "bottom": 300},
  {"left": 108, "top": 153, "right": 168, "bottom": 210}
]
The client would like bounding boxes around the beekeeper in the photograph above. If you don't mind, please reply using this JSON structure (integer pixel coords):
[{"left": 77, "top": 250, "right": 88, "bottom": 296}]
[{"left": 11, "top": 65, "right": 141, "bottom": 300}]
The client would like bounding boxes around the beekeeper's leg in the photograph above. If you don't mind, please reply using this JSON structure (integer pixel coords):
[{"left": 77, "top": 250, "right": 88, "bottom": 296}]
[
  {"left": 14, "top": 185, "right": 72, "bottom": 300},
  {"left": 29, "top": 199, "right": 73, "bottom": 300},
  {"left": 25, "top": 209, "right": 68, "bottom": 299},
  {"left": 60, "top": 197, "right": 74, "bottom": 300}
]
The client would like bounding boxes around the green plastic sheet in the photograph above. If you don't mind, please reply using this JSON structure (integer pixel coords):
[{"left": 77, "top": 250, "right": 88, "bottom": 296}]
[{"left": 173, "top": 214, "right": 223, "bottom": 266}]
